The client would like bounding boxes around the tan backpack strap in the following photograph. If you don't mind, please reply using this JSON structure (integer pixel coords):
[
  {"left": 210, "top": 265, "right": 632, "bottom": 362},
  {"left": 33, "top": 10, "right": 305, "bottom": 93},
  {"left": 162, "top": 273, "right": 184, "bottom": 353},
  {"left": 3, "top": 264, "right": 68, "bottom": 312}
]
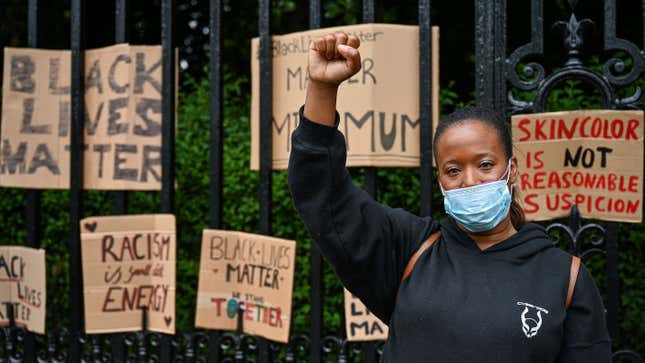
[
  {"left": 401, "top": 230, "right": 441, "bottom": 284},
  {"left": 566, "top": 256, "right": 581, "bottom": 309}
]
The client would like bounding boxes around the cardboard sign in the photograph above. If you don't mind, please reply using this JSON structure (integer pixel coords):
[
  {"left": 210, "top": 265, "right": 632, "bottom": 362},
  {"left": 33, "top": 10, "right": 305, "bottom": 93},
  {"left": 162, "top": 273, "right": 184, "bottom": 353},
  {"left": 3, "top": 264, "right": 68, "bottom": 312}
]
[
  {"left": 512, "top": 110, "right": 644, "bottom": 222},
  {"left": 0, "top": 246, "right": 46, "bottom": 334},
  {"left": 1, "top": 44, "right": 166, "bottom": 190},
  {"left": 344, "top": 289, "right": 388, "bottom": 341},
  {"left": 250, "top": 24, "right": 440, "bottom": 169},
  {"left": 80, "top": 214, "right": 176, "bottom": 334},
  {"left": 195, "top": 230, "right": 296, "bottom": 343}
]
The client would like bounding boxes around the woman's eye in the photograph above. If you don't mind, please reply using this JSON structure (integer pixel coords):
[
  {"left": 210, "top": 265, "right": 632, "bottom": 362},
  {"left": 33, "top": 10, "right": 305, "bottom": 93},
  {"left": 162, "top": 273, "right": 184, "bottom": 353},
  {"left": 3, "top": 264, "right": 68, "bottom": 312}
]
[
  {"left": 480, "top": 161, "right": 494, "bottom": 169},
  {"left": 446, "top": 167, "right": 459, "bottom": 175}
]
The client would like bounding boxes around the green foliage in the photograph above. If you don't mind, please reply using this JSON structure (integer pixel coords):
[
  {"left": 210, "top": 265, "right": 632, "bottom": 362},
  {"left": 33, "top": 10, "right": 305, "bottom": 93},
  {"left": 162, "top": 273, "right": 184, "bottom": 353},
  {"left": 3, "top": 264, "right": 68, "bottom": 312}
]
[{"left": 324, "top": 0, "right": 360, "bottom": 25}]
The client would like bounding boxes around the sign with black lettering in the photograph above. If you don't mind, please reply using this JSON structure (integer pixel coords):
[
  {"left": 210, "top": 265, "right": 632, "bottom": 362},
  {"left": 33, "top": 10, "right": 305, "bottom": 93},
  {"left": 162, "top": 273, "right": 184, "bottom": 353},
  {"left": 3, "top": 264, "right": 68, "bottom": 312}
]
[
  {"left": 0, "top": 246, "right": 46, "bottom": 334},
  {"left": 250, "top": 24, "right": 440, "bottom": 169},
  {"left": 512, "top": 110, "right": 643, "bottom": 222},
  {"left": 344, "top": 289, "right": 388, "bottom": 341},
  {"left": 80, "top": 214, "right": 175, "bottom": 334},
  {"left": 1, "top": 45, "right": 166, "bottom": 189},
  {"left": 195, "top": 230, "right": 296, "bottom": 343}
]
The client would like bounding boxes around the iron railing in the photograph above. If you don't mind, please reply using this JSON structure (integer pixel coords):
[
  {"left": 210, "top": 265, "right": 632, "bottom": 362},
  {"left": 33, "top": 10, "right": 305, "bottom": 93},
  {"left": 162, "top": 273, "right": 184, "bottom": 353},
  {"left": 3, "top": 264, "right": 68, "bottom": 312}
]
[{"left": 0, "top": 0, "right": 643, "bottom": 362}]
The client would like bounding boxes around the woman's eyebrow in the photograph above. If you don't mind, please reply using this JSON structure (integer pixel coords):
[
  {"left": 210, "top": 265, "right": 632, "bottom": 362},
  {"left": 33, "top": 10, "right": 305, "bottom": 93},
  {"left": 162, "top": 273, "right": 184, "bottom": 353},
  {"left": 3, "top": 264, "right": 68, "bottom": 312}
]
[
  {"left": 440, "top": 151, "right": 499, "bottom": 167},
  {"left": 441, "top": 159, "right": 458, "bottom": 168},
  {"left": 472, "top": 152, "right": 495, "bottom": 159}
]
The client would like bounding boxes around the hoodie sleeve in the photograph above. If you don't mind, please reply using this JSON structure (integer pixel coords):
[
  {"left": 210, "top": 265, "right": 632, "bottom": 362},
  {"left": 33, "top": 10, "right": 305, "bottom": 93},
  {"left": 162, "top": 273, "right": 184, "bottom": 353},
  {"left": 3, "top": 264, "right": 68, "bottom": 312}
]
[
  {"left": 557, "top": 264, "right": 612, "bottom": 363},
  {"left": 287, "top": 107, "right": 435, "bottom": 323}
]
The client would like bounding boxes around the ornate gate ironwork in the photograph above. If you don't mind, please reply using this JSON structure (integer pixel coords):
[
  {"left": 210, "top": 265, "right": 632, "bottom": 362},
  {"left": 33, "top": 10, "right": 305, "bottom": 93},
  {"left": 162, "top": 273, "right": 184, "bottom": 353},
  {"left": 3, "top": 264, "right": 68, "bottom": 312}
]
[{"left": 476, "top": 0, "right": 644, "bottom": 361}]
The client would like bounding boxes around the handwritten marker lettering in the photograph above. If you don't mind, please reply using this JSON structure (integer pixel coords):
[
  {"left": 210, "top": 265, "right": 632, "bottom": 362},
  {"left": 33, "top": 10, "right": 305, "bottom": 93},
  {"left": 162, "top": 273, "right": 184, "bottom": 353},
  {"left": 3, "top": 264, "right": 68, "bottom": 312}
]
[
  {"left": 0, "top": 247, "right": 46, "bottom": 334},
  {"left": 512, "top": 110, "right": 643, "bottom": 223},
  {"left": 81, "top": 214, "right": 176, "bottom": 334},
  {"left": 196, "top": 230, "right": 296, "bottom": 343}
]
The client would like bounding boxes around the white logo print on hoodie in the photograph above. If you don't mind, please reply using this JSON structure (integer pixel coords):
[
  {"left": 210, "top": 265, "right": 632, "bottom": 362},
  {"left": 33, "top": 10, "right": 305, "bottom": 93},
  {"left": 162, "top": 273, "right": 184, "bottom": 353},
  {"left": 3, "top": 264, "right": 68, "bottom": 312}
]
[{"left": 517, "top": 302, "right": 549, "bottom": 338}]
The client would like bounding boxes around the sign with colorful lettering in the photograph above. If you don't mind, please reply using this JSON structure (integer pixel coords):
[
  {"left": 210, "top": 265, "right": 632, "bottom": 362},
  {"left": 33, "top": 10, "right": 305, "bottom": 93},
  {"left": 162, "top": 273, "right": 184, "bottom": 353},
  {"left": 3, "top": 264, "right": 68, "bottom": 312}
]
[
  {"left": 250, "top": 23, "right": 440, "bottom": 169},
  {"left": 80, "top": 214, "right": 176, "bottom": 334},
  {"left": 195, "top": 230, "right": 296, "bottom": 343},
  {"left": 0, "top": 246, "right": 46, "bottom": 334},
  {"left": 1, "top": 44, "right": 165, "bottom": 190},
  {"left": 344, "top": 289, "right": 388, "bottom": 341},
  {"left": 512, "top": 110, "right": 643, "bottom": 222}
]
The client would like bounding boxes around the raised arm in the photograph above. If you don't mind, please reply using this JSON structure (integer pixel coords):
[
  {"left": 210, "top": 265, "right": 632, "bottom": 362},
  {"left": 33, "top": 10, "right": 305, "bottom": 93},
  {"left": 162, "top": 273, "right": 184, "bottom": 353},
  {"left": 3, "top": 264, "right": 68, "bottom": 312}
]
[{"left": 287, "top": 33, "right": 437, "bottom": 323}]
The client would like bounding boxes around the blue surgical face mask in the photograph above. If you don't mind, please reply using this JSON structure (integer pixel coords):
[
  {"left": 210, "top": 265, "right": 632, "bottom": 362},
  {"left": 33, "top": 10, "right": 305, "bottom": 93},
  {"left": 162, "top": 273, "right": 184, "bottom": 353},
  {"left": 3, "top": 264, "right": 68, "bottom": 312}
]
[{"left": 440, "top": 160, "right": 513, "bottom": 232}]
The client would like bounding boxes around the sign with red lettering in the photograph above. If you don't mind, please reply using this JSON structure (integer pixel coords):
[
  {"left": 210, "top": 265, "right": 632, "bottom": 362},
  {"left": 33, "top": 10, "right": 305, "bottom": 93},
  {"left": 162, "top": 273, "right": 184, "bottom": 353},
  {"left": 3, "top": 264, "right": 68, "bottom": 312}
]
[
  {"left": 0, "top": 246, "right": 46, "bottom": 334},
  {"left": 344, "top": 289, "right": 388, "bottom": 341},
  {"left": 512, "top": 110, "right": 643, "bottom": 222},
  {"left": 80, "top": 214, "right": 176, "bottom": 334},
  {"left": 195, "top": 230, "right": 296, "bottom": 343}
]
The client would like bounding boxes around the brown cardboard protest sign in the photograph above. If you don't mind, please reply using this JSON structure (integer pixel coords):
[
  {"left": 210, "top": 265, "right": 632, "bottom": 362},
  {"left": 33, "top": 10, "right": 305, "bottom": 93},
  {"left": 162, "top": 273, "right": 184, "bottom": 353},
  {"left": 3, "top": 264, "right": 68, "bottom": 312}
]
[
  {"left": 344, "top": 289, "right": 388, "bottom": 341},
  {"left": 0, "top": 246, "right": 46, "bottom": 334},
  {"left": 1, "top": 44, "right": 166, "bottom": 190},
  {"left": 512, "top": 110, "right": 643, "bottom": 222},
  {"left": 250, "top": 24, "right": 440, "bottom": 169},
  {"left": 195, "top": 230, "right": 296, "bottom": 343},
  {"left": 80, "top": 214, "right": 176, "bottom": 334}
]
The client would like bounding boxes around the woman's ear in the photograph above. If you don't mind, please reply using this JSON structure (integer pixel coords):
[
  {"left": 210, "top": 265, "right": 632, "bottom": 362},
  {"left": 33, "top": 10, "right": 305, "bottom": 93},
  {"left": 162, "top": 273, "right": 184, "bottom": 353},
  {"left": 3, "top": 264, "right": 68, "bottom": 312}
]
[{"left": 509, "top": 155, "right": 519, "bottom": 185}]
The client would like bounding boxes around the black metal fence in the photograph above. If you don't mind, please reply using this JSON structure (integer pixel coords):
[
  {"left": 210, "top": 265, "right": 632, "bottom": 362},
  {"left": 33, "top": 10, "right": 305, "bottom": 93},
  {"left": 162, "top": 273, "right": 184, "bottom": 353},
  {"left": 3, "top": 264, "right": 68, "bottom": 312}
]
[{"left": 0, "top": 0, "right": 643, "bottom": 362}]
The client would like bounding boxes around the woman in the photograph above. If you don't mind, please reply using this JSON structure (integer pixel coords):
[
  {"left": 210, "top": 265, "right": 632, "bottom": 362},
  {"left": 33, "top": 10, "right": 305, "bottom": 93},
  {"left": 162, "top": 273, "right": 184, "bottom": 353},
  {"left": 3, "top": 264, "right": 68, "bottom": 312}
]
[{"left": 287, "top": 32, "right": 611, "bottom": 362}]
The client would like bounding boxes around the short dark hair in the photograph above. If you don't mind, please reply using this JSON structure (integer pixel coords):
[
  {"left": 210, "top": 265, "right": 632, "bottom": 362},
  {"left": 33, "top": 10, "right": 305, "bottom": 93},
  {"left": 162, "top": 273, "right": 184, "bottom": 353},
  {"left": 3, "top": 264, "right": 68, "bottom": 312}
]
[
  {"left": 433, "top": 106, "right": 525, "bottom": 229},
  {"left": 433, "top": 106, "right": 511, "bottom": 161}
]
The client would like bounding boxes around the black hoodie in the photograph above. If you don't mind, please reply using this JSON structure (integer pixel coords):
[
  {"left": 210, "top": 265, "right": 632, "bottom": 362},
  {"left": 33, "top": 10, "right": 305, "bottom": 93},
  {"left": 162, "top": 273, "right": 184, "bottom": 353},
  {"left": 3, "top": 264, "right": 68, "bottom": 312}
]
[{"left": 287, "top": 108, "right": 612, "bottom": 362}]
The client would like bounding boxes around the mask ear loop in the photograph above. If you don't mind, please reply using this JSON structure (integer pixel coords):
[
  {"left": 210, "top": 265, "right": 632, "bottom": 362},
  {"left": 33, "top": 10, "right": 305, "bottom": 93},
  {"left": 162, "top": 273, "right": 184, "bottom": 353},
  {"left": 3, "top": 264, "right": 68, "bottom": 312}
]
[
  {"left": 506, "top": 158, "right": 515, "bottom": 198},
  {"left": 500, "top": 158, "right": 512, "bottom": 183}
]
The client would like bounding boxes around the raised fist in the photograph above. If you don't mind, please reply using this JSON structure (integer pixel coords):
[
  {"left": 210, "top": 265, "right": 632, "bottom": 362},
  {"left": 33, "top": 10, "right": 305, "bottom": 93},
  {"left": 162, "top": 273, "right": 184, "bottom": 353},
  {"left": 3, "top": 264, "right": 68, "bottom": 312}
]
[{"left": 308, "top": 32, "right": 361, "bottom": 87}]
